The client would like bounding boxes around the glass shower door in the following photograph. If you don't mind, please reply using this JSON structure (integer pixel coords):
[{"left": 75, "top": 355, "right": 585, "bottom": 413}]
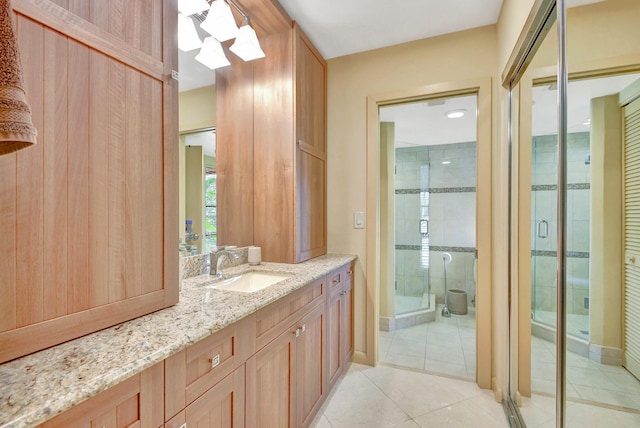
[{"left": 394, "top": 149, "right": 431, "bottom": 315}]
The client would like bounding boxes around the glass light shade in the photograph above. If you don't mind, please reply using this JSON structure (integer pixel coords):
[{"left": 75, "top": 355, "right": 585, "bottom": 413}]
[
  {"left": 178, "top": 0, "right": 209, "bottom": 16},
  {"left": 195, "top": 36, "right": 231, "bottom": 70},
  {"left": 200, "top": 0, "right": 239, "bottom": 42},
  {"left": 178, "top": 14, "right": 202, "bottom": 52},
  {"left": 229, "top": 25, "right": 265, "bottom": 61}
]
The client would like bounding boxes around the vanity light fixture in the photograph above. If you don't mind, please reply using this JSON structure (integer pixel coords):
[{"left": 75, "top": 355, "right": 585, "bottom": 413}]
[
  {"left": 442, "top": 160, "right": 451, "bottom": 165},
  {"left": 446, "top": 109, "right": 466, "bottom": 119},
  {"left": 200, "top": 0, "right": 239, "bottom": 42},
  {"left": 230, "top": 23, "right": 265, "bottom": 61},
  {"left": 195, "top": 36, "right": 231, "bottom": 70},
  {"left": 198, "top": 0, "right": 266, "bottom": 62},
  {"left": 178, "top": 13, "right": 203, "bottom": 52},
  {"left": 178, "top": 0, "right": 209, "bottom": 16}
]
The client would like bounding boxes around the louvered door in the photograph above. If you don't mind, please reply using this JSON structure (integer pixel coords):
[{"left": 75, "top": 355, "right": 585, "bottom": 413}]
[{"left": 624, "top": 95, "right": 640, "bottom": 380}]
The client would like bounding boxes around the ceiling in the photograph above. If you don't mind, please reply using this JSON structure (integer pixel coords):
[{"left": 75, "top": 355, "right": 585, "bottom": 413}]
[
  {"left": 277, "top": 0, "right": 504, "bottom": 60},
  {"left": 179, "top": 0, "right": 606, "bottom": 92},
  {"left": 178, "top": 0, "right": 617, "bottom": 147}
]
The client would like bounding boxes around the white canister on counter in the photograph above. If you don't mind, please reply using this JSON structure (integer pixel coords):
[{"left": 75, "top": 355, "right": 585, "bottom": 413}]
[{"left": 248, "top": 246, "right": 261, "bottom": 265}]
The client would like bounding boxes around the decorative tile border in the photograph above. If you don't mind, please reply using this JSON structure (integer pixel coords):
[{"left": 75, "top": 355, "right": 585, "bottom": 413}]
[
  {"left": 395, "top": 245, "right": 475, "bottom": 253},
  {"left": 395, "top": 187, "right": 476, "bottom": 194},
  {"left": 531, "top": 250, "right": 589, "bottom": 258},
  {"left": 532, "top": 183, "right": 590, "bottom": 191}
]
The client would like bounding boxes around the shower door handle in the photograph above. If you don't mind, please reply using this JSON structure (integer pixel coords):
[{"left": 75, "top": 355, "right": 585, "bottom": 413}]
[
  {"left": 420, "top": 219, "right": 429, "bottom": 236},
  {"left": 537, "top": 220, "right": 549, "bottom": 239}
]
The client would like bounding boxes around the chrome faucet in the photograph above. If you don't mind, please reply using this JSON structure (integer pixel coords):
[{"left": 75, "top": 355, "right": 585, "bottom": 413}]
[{"left": 210, "top": 249, "right": 240, "bottom": 278}]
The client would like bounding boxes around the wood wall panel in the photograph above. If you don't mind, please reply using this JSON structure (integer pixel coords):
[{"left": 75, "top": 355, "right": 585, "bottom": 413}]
[
  {"left": 67, "top": 39, "right": 90, "bottom": 313},
  {"left": 252, "top": 30, "right": 295, "bottom": 262},
  {"left": 146, "top": 79, "right": 164, "bottom": 294},
  {"left": 0, "top": 153, "right": 16, "bottom": 333},
  {"left": 216, "top": 52, "right": 255, "bottom": 248},
  {"left": 125, "top": 68, "right": 143, "bottom": 298},
  {"left": 108, "top": 60, "right": 126, "bottom": 303},
  {"left": 15, "top": 16, "right": 44, "bottom": 328},
  {"left": 88, "top": 50, "right": 110, "bottom": 308},
  {"left": 42, "top": 28, "right": 69, "bottom": 321}
]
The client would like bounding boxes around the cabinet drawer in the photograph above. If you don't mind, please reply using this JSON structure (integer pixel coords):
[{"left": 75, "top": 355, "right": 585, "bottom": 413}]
[
  {"left": 165, "top": 316, "right": 254, "bottom": 421},
  {"left": 327, "top": 269, "right": 342, "bottom": 294},
  {"left": 255, "top": 277, "right": 325, "bottom": 350},
  {"left": 39, "top": 362, "right": 164, "bottom": 428}
]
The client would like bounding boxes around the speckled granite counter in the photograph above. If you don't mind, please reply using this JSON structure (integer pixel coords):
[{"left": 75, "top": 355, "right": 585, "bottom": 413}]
[{"left": 0, "top": 254, "right": 356, "bottom": 428}]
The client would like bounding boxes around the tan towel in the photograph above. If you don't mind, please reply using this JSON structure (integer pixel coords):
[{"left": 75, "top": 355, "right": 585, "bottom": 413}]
[{"left": 0, "top": 0, "right": 37, "bottom": 155}]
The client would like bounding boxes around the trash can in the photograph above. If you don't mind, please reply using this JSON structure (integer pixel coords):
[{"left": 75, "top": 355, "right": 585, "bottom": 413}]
[{"left": 447, "top": 289, "right": 468, "bottom": 315}]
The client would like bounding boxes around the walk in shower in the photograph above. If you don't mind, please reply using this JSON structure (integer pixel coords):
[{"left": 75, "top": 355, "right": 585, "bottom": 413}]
[{"left": 378, "top": 94, "right": 478, "bottom": 329}]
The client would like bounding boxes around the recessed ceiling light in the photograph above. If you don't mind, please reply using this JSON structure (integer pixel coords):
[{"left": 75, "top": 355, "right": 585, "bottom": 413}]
[
  {"left": 446, "top": 109, "right": 466, "bottom": 119},
  {"left": 442, "top": 160, "right": 451, "bottom": 165}
]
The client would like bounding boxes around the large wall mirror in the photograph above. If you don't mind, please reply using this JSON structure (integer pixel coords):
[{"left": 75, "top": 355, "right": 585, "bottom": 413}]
[
  {"left": 506, "top": 0, "right": 640, "bottom": 426},
  {"left": 177, "top": 11, "right": 218, "bottom": 258}
]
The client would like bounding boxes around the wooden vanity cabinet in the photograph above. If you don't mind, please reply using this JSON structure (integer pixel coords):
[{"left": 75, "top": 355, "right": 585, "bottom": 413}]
[
  {"left": 164, "top": 366, "right": 245, "bottom": 428},
  {"left": 38, "top": 362, "right": 164, "bottom": 428},
  {"left": 327, "top": 263, "right": 355, "bottom": 388},
  {"left": 246, "top": 298, "right": 326, "bottom": 428},
  {"left": 164, "top": 316, "right": 255, "bottom": 423}
]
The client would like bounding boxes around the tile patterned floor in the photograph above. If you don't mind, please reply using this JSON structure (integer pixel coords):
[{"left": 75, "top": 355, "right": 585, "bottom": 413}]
[
  {"left": 529, "top": 335, "right": 640, "bottom": 413},
  {"left": 310, "top": 363, "right": 508, "bottom": 428},
  {"left": 378, "top": 308, "right": 476, "bottom": 379}
]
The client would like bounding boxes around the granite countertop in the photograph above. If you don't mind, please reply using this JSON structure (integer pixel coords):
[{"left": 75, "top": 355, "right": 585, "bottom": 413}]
[{"left": 0, "top": 253, "right": 356, "bottom": 428}]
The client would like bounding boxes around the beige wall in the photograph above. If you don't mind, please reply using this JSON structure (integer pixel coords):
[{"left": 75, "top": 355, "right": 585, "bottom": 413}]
[
  {"left": 179, "top": 85, "right": 216, "bottom": 133},
  {"left": 326, "top": 25, "right": 498, "bottom": 378},
  {"left": 179, "top": 85, "right": 216, "bottom": 246}
]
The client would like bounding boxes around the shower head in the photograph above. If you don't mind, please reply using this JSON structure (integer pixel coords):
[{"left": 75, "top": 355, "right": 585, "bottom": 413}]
[{"left": 442, "top": 252, "right": 452, "bottom": 265}]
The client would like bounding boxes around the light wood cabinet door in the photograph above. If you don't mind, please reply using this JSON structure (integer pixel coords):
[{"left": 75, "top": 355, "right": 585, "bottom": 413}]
[
  {"left": 296, "top": 302, "right": 327, "bottom": 428},
  {"left": 341, "top": 283, "right": 354, "bottom": 366},
  {"left": 294, "top": 24, "right": 327, "bottom": 263},
  {"left": 246, "top": 300, "right": 327, "bottom": 428},
  {"left": 327, "top": 290, "right": 343, "bottom": 387},
  {"left": 186, "top": 366, "right": 245, "bottom": 428},
  {"left": 38, "top": 362, "right": 164, "bottom": 428},
  {"left": 246, "top": 326, "right": 297, "bottom": 428},
  {"left": 1, "top": 0, "right": 179, "bottom": 364}
]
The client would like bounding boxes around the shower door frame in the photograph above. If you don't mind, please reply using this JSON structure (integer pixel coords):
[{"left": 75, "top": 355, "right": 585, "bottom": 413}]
[{"left": 365, "top": 77, "right": 493, "bottom": 389}]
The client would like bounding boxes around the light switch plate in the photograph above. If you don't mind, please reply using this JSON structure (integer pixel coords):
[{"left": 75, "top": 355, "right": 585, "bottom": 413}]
[{"left": 354, "top": 211, "right": 365, "bottom": 229}]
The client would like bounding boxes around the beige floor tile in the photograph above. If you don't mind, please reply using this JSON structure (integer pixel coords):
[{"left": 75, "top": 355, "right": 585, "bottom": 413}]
[
  {"left": 388, "top": 420, "right": 421, "bottom": 428},
  {"left": 563, "top": 402, "right": 640, "bottom": 427},
  {"left": 390, "top": 337, "right": 427, "bottom": 358},
  {"left": 424, "top": 359, "right": 469, "bottom": 378},
  {"left": 309, "top": 412, "right": 332, "bottom": 428},
  {"left": 413, "top": 393, "right": 508, "bottom": 428},
  {"left": 383, "top": 352, "right": 425, "bottom": 370},
  {"left": 322, "top": 365, "right": 410, "bottom": 428},
  {"left": 363, "top": 365, "right": 481, "bottom": 418},
  {"left": 572, "top": 384, "right": 640, "bottom": 410},
  {"left": 567, "top": 366, "right": 618, "bottom": 390},
  {"left": 425, "top": 344, "right": 465, "bottom": 364},
  {"left": 531, "top": 361, "right": 557, "bottom": 382},
  {"left": 519, "top": 394, "right": 556, "bottom": 427}
]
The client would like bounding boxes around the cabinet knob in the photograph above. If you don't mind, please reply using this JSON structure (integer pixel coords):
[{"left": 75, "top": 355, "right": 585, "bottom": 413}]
[
  {"left": 300, "top": 323, "right": 306, "bottom": 333},
  {"left": 293, "top": 328, "right": 301, "bottom": 337}
]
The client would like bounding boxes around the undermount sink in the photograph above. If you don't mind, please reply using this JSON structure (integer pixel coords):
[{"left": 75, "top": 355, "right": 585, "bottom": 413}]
[{"left": 210, "top": 271, "right": 292, "bottom": 293}]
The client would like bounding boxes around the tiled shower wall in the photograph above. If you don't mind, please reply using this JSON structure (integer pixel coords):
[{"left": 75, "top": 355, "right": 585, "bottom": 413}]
[
  {"left": 395, "top": 142, "right": 476, "bottom": 308},
  {"left": 531, "top": 132, "right": 590, "bottom": 316}
]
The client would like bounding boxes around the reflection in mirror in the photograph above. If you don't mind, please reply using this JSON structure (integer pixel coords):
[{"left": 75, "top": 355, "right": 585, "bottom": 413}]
[{"left": 180, "top": 129, "right": 217, "bottom": 257}]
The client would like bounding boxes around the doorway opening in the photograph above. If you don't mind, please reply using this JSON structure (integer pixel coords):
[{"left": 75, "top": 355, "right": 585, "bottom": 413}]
[{"left": 377, "top": 94, "right": 478, "bottom": 379}]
